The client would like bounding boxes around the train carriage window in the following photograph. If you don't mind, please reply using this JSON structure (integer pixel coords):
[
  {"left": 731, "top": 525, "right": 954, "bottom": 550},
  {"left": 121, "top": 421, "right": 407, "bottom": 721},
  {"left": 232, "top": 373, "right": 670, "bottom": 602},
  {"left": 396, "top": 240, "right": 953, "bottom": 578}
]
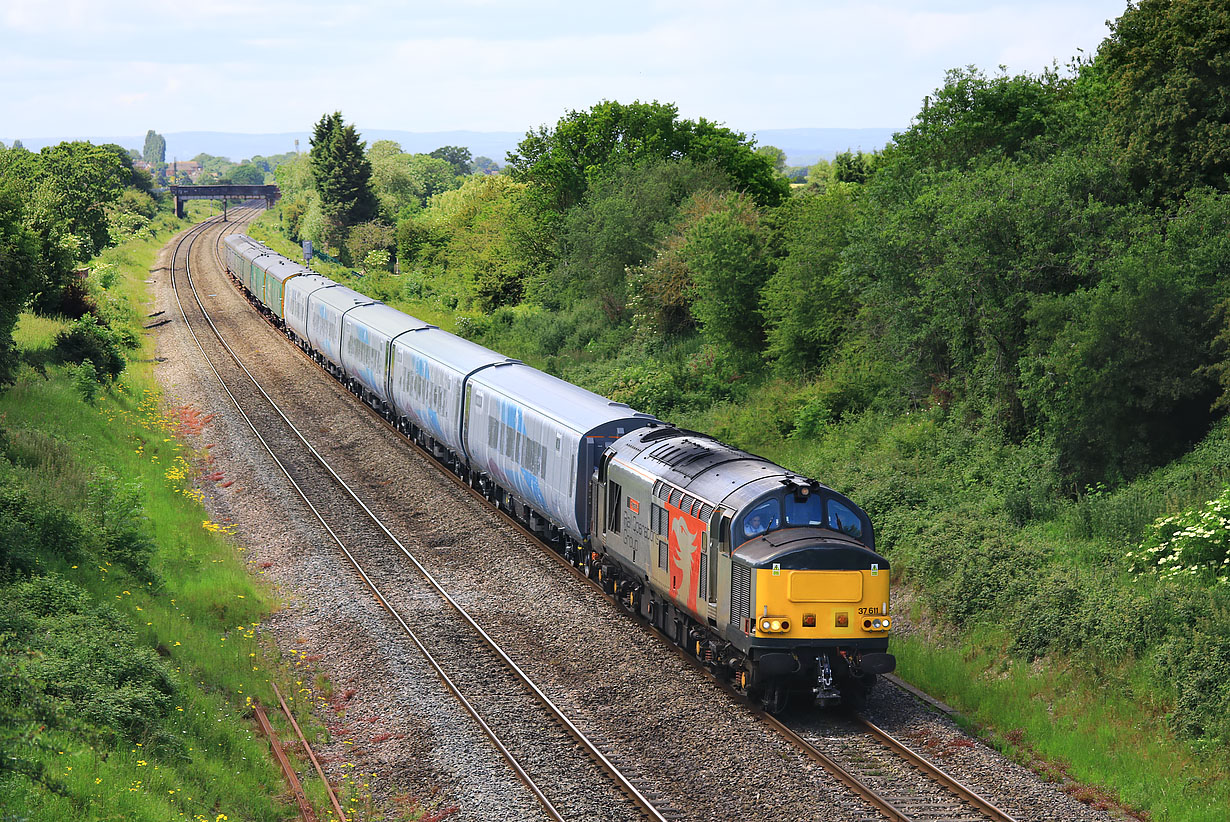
[
  {"left": 555, "top": 433, "right": 562, "bottom": 452},
  {"left": 786, "top": 494, "right": 825, "bottom": 526},
  {"left": 488, "top": 417, "right": 500, "bottom": 449},
  {"left": 827, "top": 499, "right": 863, "bottom": 539}
]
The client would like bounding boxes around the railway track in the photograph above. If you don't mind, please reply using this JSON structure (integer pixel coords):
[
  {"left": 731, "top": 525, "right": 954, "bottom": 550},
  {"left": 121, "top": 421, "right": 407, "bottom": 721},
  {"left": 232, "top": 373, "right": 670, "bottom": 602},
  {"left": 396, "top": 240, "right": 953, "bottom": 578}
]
[
  {"left": 166, "top": 213, "right": 674, "bottom": 822},
  {"left": 164, "top": 213, "right": 1028, "bottom": 821}
]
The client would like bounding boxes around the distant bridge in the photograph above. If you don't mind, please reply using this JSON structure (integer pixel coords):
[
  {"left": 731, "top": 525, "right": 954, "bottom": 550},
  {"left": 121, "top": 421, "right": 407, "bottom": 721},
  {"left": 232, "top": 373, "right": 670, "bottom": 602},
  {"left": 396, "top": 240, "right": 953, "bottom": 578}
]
[{"left": 169, "top": 184, "right": 281, "bottom": 220}]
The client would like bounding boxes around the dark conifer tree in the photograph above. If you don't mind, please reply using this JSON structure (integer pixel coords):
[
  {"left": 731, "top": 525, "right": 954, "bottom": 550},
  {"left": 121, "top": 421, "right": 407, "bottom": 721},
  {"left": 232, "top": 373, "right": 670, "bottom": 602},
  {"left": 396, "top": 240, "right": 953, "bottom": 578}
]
[{"left": 309, "top": 112, "right": 378, "bottom": 228}]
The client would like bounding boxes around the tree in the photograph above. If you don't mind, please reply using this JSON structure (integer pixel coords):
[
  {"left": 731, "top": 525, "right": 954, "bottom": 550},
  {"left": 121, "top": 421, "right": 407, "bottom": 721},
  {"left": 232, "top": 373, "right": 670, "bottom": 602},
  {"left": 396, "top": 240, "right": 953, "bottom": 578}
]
[
  {"left": 309, "top": 112, "right": 378, "bottom": 232},
  {"left": 227, "top": 163, "right": 264, "bottom": 185},
  {"left": 1100, "top": 0, "right": 1230, "bottom": 202},
  {"left": 506, "top": 100, "right": 788, "bottom": 210},
  {"left": 553, "top": 158, "right": 732, "bottom": 306},
  {"left": 472, "top": 156, "right": 500, "bottom": 174},
  {"left": 755, "top": 145, "right": 788, "bottom": 173},
  {"left": 679, "top": 191, "right": 770, "bottom": 356},
  {"left": 0, "top": 180, "right": 41, "bottom": 383},
  {"left": 430, "top": 145, "right": 473, "bottom": 176},
  {"left": 762, "top": 185, "right": 859, "bottom": 373},
  {"left": 891, "top": 66, "right": 1068, "bottom": 171},
  {"left": 142, "top": 130, "right": 165, "bottom": 164}
]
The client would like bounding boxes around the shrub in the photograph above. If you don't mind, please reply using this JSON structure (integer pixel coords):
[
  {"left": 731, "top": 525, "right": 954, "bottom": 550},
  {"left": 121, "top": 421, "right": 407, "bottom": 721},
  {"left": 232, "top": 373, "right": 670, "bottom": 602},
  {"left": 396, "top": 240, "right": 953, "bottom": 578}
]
[
  {"left": 87, "top": 472, "right": 157, "bottom": 581},
  {"left": 53, "top": 315, "right": 124, "bottom": 379},
  {"left": 0, "top": 479, "right": 88, "bottom": 573},
  {"left": 72, "top": 358, "right": 99, "bottom": 404},
  {"left": 0, "top": 575, "right": 179, "bottom": 747},
  {"left": 1128, "top": 487, "right": 1230, "bottom": 585}
]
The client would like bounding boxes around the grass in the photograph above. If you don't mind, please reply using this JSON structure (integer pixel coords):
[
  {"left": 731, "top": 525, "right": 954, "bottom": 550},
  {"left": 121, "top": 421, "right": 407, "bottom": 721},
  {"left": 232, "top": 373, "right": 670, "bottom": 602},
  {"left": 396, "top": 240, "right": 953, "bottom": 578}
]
[
  {"left": 0, "top": 208, "right": 391, "bottom": 820},
  {"left": 894, "top": 630, "right": 1230, "bottom": 820}
]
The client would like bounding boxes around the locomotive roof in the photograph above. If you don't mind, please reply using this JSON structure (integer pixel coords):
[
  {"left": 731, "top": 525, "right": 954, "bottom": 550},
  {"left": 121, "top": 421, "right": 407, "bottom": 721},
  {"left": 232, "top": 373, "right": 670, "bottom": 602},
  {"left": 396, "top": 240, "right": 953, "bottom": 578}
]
[
  {"left": 471, "top": 362, "right": 658, "bottom": 436},
  {"left": 612, "top": 426, "right": 837, "bottom": 513}
]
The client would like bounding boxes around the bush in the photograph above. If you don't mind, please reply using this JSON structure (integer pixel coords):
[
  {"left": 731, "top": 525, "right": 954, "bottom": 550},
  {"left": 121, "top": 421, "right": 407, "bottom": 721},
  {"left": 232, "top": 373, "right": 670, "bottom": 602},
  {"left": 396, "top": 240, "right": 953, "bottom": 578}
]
[
  {"left": 0, "top": 478, "right": 88, "bottom": 573},
  {"left": 72, "top": 358, "right": 99, "bottom": 404},
  {"left": 1128, "top": 486, "right": 1230, "bottom": 586},
  {"left": 53, "top": 315, "right": 124, "bottom": 379},
  {"left": 0, "top": 575, "right": 179, "bottom": 747},
  {"left": 87, "top": 472, "right": 158, "bottom": 581}
]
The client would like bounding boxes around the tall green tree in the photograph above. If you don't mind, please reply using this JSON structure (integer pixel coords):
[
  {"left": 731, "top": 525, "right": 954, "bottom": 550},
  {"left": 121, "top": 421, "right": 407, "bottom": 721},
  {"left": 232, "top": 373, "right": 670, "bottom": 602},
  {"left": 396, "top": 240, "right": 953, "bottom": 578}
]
[
  {"left": 761, "top": 184, "right": 859, "bottom": 373},
  {"left": 0, "top": 181, "right": 42, "bottom": 383},
  {"left": 680, "top": 191, "right": 770, "bottom": 356},
  {"left": 430, "top": 145, "right": 473, "bottom": 176},
  {"left": 142, "top": 129, "right": 165, "bottom": 164},
  {"left": 309, "top": 112, "right": 378, "bottom": 231},
  {"left": 506, "top": 100, "right": 788, "bottom": 211},
  {"left": 1101, "top": 0, "right": 1230, "bottom": 202}
]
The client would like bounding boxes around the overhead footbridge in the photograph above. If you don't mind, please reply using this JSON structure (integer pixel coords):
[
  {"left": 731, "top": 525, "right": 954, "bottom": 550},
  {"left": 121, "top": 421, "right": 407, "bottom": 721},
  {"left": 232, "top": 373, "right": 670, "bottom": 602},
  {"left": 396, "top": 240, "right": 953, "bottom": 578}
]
[{"left": 170, "top": 185, "right": 281, "bottom": 219}]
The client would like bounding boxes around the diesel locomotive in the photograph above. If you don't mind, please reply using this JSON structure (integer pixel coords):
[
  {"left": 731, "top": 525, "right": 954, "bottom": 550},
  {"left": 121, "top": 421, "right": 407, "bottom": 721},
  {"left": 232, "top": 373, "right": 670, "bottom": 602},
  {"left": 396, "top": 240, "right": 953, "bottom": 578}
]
[{"left": 223, "top": 233, "right": 895, "bottom": 710}]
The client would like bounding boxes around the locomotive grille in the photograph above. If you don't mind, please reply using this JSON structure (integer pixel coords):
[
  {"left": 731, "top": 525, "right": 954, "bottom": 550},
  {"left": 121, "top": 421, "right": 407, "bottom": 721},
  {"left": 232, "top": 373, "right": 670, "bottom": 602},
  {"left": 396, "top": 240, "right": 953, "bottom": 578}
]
[
  {"left": 669, "top": 488, "right": 682, "bottom": 507},
  {"left": 731, "top": 564, "right": 751, "bottom": 625},
  {"left": 699, "top": 503, "right": 714, "bottom": 520},
  {"left": 681, "top": 494, "right": 696, "bottom": 513},
  {"left": 658, "top": 538, "right": 667, "bottom": 569}
]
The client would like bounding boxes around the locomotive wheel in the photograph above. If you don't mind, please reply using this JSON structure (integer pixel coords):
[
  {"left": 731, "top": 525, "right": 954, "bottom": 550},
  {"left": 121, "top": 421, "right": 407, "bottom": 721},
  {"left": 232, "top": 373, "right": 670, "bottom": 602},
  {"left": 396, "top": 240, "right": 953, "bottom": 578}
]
[{"left": 763, "top": 684, "right": 788, "bottom": 715}]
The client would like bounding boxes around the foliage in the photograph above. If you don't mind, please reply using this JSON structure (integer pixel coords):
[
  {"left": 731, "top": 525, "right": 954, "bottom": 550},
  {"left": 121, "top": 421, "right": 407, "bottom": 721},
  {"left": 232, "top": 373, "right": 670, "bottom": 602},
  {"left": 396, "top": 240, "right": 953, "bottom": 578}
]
[
  {"left": 430, "top": 144, "right": 473, "bottom": 176},
  {"left": 72, "top": 359, "right": 100, "bottom": 404},
  {"left": 53, "top": 315, "right": 126, "bottom": 380},
  {"left": 345, "top": 220, "right": 396, "bottom": 271},
  {"left": 0, "top": 575, "right": 178, "bottom": 746},
  {"left": 506, "top": 99, "right": 789, "bottom": 210},
  {"left": 0, "top": 180, "right": 42, "bottom": 384},
  {"left": 141, "top": 130, "right": 166, "bottom": 165},
  {"left": 369, "top": 142, "right": 459, "bottom": 219},
  {"left": 550, "top": 157, "right": 731, "bottom": 308},
  {"left": 1129, "top": 486, "right": 1230, "bottom": 585},
  {"left": 1101, "top": 0, "right": 1230, "bottom": 202},
  {"left": 761, "top": 184, "right": 859, "bottom": 373},
  {"left": 309, "top": 111, "right": 378, "bottom": 237},
  {"left": 679, "top": 190, "right": 770, "bottom": 356},
  {"left": 891, "top": 65, "right": 1070, "bottom": 170}
]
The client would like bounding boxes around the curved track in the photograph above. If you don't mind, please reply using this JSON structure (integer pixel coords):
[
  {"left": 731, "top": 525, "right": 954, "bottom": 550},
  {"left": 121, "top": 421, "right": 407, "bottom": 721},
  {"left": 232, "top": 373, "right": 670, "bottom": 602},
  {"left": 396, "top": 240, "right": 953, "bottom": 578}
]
[{"left": 166, "top": 213, "right": 672, "bottom": 822}]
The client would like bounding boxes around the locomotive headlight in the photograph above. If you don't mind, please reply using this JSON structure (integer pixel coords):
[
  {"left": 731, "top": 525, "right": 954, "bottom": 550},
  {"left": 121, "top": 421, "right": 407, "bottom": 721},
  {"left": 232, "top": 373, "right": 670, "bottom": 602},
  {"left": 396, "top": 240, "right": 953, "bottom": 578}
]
[
  {"left": 872, "top": 618, "right": 882, "bottom": 629},
  {"left": 770, "top": 620, "right": 781, "bottom": 632},
  {"left": 883, "top": 618, "right": 891, "bottom": 630},
  {"left": 761, "top": 619, "right": 772, "bottom": 632}
]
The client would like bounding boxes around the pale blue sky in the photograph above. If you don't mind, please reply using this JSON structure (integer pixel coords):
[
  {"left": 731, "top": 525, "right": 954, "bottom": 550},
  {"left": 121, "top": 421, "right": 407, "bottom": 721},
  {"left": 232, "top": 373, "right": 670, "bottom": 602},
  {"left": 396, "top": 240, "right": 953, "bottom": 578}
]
[{"left": 2, "top": 0, "right": 1129, "bottom": 140}]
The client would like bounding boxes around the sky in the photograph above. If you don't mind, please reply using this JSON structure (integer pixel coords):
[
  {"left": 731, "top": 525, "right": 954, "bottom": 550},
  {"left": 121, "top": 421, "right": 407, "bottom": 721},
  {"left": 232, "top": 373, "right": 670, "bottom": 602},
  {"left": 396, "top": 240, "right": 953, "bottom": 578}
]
[{"left": 1, "top": 0, "right": 1130, "bottom": 142}]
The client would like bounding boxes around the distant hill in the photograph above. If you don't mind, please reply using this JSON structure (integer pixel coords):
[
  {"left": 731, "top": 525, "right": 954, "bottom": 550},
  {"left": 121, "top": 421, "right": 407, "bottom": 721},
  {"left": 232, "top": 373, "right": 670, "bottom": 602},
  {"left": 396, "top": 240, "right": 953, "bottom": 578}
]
[{"left": 1, "top": 127, "right": 900, "bottom": 168}]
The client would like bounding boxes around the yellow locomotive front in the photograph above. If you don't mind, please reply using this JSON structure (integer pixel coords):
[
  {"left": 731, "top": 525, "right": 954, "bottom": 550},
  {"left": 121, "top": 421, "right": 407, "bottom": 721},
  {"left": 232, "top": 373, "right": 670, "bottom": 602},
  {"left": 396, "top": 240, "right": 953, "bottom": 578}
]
[{"left": 729, "top": 500, "right": 895, "bottom": 711}]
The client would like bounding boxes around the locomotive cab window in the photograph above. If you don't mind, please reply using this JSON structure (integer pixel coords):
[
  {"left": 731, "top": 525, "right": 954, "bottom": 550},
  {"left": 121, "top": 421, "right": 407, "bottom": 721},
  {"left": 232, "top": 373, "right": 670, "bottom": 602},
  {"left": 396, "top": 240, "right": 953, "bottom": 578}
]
[
  {"left": 741, "top": 499, "right": 781, "bottom": 541},
  {"left": 827, "top": 498, "right": 863, "bottom": 539},
  {"left": 785, "top": 494, "right": 824, "bottom": 527}
]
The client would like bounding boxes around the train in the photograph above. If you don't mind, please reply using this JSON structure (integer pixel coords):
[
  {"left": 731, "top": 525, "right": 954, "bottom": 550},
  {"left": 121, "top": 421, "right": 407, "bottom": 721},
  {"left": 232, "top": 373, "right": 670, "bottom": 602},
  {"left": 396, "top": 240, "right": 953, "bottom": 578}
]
[{"left": 223, "top": 233, "right": 895, "bottom": 711}]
